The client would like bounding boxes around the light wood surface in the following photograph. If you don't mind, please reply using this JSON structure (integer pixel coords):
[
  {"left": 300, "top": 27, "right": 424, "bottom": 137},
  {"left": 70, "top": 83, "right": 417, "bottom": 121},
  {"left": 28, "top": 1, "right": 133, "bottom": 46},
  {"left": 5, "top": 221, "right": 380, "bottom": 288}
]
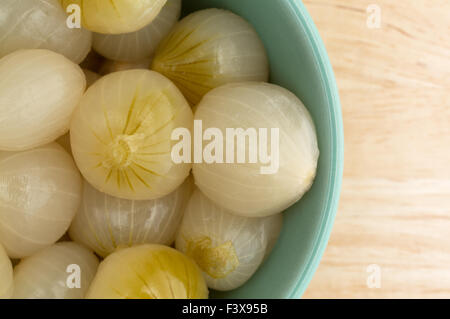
[{"left": 302, "top": 0, "right": 450, "bottom": 298}]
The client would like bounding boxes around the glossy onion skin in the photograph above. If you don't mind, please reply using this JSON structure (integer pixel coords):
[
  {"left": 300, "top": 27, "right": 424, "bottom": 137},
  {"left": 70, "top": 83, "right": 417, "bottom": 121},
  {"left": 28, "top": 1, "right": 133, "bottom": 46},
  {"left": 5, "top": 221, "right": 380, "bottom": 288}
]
[
  {"left": 152, "top": 8, "right": 269, "bottom": 106},
  {"left": 0, "top": 244, "right": 13, "bottom": 299},
  {"left": 60, "top": 0, "right": 168, "bottom": 34},
  {"left": 0, "top": 0, "right": 92, "bottom": 63},
  {"left": 56, "top": 70, "right": 99, "bottom": 155},
  {"left": 0, "top": 49, "right": 86, "bottom": 151},
  {"left": 86, "top": 244, "right": 208, "bottom": 299},
  {"left": 0, "top": 143, "right": 82, "bottom": 258},
  {"left": 70, "top": 70, "right": 193, "bottom": 200},
  {"left": 176, "top": 189, "right": 282, "bottom": 291},
  {"left": 69, "top": 177, "right": 194, "bottom": 257},
  {"left": 193, "top": 82, "right": 319, "bottom": 217},
  {"left": 93, "top": 0, "right": 181, "bottom": 62},
  {"left": 13, "top": 242, "right": 99, "bottom": 299}
]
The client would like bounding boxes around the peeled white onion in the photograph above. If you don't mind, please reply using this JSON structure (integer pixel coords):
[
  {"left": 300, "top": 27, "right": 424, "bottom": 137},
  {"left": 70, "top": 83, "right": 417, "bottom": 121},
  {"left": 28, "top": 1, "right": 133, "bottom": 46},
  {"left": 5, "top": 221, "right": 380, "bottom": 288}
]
[
  {"left": 70, "top": 69, "right": 193, "bottom": 200},
  {"left": 69, "top": 177, "right": 194, "bottom": 257},
  {"left": 193, "top": 82, "right": 319, "bottom": 217},
  {"left": 87, "top": 244, "right": 208, "bottom": 299},
  {"left": 176, "top": 189, "right": 283, "bottom": 291},
  {"left": 0, "top": 49, "right": 86, "bottom": 151},
  {"left": 0, "top": 243, "right": 13, "bottom": 299},
  {"left": 0, "top": 0, "right": 92, "bottom": 63},
  {"left": 93, "top": 0, "right": 181, "bottom": 62},
  {"left": 13, "top": 242, "right": 99, "bottom": 299},
  {"left": 0, "top": 143, "right": 82, "bottom": 258},
  {"left": 60, "top": 0, "right": 168, "bottom": 34},
  {"left": 99, "top": 58, "right": 152, "bottom": 76},
  {"left": 152, "top": 8, "right": 269, "bottom": 105}
]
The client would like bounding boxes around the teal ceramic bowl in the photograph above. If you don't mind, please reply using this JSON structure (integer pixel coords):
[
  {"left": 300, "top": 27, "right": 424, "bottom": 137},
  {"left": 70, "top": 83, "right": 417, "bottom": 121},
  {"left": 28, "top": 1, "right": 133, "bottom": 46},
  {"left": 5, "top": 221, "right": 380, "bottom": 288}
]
[{"left": 183, "top": 0, "right": 344, "bottom": 298}]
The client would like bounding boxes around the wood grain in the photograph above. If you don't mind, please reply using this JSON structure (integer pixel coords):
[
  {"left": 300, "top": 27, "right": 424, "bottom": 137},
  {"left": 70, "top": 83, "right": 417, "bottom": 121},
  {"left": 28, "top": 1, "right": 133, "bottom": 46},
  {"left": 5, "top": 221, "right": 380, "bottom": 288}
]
[{"left": 302, "top": 0, "right": 450, "bottom": 298}]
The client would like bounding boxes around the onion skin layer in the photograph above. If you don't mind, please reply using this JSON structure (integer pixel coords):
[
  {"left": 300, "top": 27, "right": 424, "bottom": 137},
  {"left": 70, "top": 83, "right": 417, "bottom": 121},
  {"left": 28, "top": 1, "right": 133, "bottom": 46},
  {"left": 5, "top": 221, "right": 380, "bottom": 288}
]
[
  {"left": 0, "top": 244, "right": 13, "bottom": 299},
  {"left": 0, "top": 143, "right": 82, "bottom": 258},
  {"left": 60, "top": 0, "right": 168, "bottom": 35},
  {"left": 69, "top": 177, "right": 194, "bottom": 257},
  {"left": 13, "top": 242, "right": 99, "bottom": 299},
  {"left": 0, "top": 49, "right": 86, "bottom": 151},
  {"left": 176, "top": 189, "right": 282, "bottom": 291},
  {"left": 152, "top": 8, "right": 269, "bottom": 106},
  {"left": 70, "top": 69, "right": 193, "bottom": 200},
  {"left": 86, "top": 244, "right": 208, "bottom": 299},
  {"left": 93, "top": 0, "right": 181, "bottom": 62},
  {"left": 0, "top": 0, "right": 92, "bottom": 63},
  {"left": 193, "top": 82, "right": 319, "bottom": 217}
]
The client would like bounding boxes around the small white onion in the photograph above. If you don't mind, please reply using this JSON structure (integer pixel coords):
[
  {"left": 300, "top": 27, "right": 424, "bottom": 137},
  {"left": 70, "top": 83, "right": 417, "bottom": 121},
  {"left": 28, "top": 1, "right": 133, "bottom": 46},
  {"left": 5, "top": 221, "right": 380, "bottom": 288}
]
[
  {"left": 93, "top": 0, "right": 181, "bottom": 62},
  {"left": 0, "top": 143, "right": 82, "bottom": 258},
  {"left": 152, "top": 8, "right": 269, "bottom": 105},
  {"left": 99, "top": 59, "right": 152, "bottom": 76},
  {"left": 176, "top": 189, "right": 283, "bottom": 291},
  {"left": 60, "top": 0, "right": 168, "bottom": 34},
  {"left": 86, "top": 244, "right": 208, "bottom": 299},
  {"left": 0, "top": 49, "right": 86, "bottom": 151},
  {"left": 0, "top": 243, "right": 13, "bottom": 299},
  {"left": 70, "top": 69, "right": 193, "bottom": 200},
  {"left": 193, "top": 82, "right": 319, "bottom": 217},
  {"left": 0, "top": 0, "right": 92, "bottom": 63},
  {"left": 13, "top": 242, "right": 99, "bottom": 299},
  {"left": 69, "top": 177, "right": 194, "bottom": 257}
]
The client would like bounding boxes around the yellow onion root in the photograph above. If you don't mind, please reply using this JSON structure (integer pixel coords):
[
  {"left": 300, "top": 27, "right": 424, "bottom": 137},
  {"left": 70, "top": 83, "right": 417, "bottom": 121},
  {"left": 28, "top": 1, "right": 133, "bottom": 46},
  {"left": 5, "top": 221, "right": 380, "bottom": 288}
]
[
  {"left": 70, "top": 69, "right": 193, "bottom": 200},
  {"left": 86, "top": 244, "right": 208, "bottom": 299},
  {"left": 176, "top": 189, "right": 282, "bottom": 291},
  {"left": 152, "top": 8, "right": 269, "bottom": 105}
]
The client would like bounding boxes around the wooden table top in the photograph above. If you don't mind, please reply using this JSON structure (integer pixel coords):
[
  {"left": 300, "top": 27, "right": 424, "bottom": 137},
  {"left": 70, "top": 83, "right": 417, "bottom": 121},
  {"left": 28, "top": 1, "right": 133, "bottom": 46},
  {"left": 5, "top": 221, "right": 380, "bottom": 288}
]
[{"left": 302, "top": 0, "right": 450, "bottom": 298}]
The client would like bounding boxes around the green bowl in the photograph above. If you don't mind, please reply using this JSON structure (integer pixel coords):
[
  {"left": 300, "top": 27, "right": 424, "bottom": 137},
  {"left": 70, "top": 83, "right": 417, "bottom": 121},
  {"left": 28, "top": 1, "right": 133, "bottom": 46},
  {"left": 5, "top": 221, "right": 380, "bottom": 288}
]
[{"left": 183, "top": 0, "right": 344, "bottom": 298}]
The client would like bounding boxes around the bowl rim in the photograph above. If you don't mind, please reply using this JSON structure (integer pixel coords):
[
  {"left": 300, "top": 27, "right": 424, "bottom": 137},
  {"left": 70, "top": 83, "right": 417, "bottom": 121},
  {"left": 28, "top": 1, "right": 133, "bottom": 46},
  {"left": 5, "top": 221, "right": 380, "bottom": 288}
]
[{"left": 286, "top": 0, "right": 344, "bottom": 298}]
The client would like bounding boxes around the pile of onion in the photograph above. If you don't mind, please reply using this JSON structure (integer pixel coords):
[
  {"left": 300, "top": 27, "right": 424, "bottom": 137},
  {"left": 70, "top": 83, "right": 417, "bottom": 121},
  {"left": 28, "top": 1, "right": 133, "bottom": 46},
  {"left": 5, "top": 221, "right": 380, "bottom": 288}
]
[{"left": 0, "top": 1, "right": 320, "bottom": 299}]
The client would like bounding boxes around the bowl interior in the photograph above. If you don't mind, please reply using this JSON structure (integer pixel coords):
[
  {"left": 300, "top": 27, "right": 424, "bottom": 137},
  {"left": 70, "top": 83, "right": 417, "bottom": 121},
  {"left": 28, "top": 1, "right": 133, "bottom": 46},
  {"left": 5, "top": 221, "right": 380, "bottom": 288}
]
[{"left": 182, "top": 0, "right": 343, "bottom": 298}]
